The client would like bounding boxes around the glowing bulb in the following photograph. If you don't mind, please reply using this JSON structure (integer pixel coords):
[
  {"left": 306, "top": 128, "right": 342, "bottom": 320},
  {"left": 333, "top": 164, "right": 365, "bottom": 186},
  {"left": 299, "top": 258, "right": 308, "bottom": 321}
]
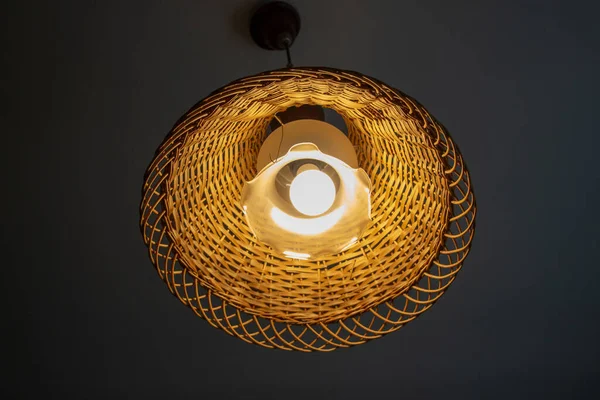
[
  {"left": 241, "top": 139, "right": 372, "bottom": 257},
  {"left": 289, "top": 164, "right": 336, "bottom": 216}
]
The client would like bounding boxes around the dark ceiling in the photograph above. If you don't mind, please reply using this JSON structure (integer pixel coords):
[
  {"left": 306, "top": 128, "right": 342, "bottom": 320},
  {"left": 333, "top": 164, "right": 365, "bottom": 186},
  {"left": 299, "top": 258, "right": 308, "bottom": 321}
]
[{"left": 6, "top": 0, "right": 600, "bottom": 398}]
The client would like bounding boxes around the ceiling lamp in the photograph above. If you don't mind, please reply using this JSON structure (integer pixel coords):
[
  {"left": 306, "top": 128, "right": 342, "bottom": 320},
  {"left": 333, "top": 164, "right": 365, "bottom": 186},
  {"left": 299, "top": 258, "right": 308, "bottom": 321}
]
[{"left": 140, "top": 1, "right": 476, "bottom": 352}]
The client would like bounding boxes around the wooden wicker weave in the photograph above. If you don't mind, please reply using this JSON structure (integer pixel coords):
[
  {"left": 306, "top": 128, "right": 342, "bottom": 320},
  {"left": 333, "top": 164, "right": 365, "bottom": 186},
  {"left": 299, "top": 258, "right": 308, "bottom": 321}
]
[{"left": 140, "top": 67, "right": 476, "bottom": 351}]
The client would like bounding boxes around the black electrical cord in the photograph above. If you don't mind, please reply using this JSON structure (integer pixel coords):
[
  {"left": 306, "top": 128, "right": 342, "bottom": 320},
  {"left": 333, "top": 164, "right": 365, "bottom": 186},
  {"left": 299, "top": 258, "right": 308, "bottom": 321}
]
[{"left": 285, "top": 43, "right": 293, "bottom": 68}]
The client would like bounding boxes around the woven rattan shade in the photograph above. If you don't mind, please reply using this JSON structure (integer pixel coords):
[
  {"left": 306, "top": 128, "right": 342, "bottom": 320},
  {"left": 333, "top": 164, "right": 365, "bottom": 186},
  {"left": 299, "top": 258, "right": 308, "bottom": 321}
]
[{"left": 140, "top": 67, "right": 476, "bottom": 351}]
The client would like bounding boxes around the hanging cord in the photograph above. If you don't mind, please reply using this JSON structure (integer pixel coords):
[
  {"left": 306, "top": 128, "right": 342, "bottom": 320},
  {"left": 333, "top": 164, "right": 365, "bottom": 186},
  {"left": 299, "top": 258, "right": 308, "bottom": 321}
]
[{"left": 284, "top": 42, "right": 293, "bottom": 68}]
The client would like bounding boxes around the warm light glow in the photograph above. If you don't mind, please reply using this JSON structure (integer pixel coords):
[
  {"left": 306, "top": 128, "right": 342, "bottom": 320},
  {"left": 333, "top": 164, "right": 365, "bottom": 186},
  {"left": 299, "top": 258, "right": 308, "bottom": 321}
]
[
  {"left": 289, "top": 165, "right": 336, "bottom": 216},
  {"left": 283, "top": 250, "right": 311, "bottom": 260},
  {"left": 242, "top": 141, "right": 372, "bottom": 257},
  {"left": 341, "top": 236, "right": 358, "bottom": 251},
  {"left": 270, "top": 205, "right": 346, "bottom": 235}
]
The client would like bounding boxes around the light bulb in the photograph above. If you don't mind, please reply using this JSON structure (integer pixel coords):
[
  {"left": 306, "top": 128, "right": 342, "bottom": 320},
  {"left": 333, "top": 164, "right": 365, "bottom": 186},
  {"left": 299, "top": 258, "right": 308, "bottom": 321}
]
[
  {"left": 241, "top": 135, "right": 372, "bottom": 258},
  {"left": 289, "top": 164, "right": 336, "bottom": 216}
]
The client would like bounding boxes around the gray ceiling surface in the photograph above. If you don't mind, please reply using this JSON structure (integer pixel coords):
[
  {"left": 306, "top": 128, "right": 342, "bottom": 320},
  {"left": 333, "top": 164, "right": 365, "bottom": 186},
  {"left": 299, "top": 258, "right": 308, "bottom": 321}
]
[{"left": 5, "top": 0, "right": 600, "bottom": 398}]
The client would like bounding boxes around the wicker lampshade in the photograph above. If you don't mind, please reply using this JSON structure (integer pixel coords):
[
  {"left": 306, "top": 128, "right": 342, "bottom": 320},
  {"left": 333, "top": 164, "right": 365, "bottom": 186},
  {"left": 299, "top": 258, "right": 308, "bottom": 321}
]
[{"left": 140, "top": 67, "right": 476, "bottom": 351}]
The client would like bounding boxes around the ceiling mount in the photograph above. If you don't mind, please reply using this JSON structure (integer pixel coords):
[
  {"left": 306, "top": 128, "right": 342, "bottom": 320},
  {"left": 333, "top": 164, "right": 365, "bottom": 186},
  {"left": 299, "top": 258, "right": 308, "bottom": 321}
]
[{"left": 250, "top": 1, "right": 301, "bottom": 51}]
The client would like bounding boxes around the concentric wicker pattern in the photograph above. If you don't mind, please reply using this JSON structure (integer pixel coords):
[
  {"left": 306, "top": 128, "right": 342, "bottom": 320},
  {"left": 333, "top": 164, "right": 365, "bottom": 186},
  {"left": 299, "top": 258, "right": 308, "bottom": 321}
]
[{"left": 140, "top": 68, "right": 476, "bottom": 351}]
